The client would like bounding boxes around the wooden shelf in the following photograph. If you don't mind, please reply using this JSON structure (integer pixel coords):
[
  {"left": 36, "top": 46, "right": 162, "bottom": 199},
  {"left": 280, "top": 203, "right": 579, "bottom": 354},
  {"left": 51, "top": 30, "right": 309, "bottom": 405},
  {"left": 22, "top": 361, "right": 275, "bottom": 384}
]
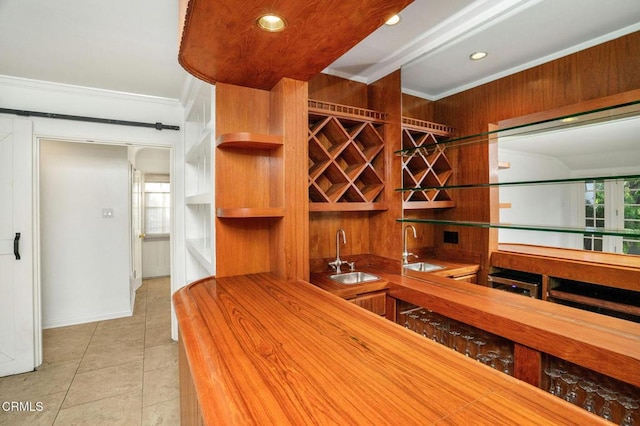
[
  {"left": 309, "top": 202, "right": 388, "bottom": 212},
  {"left": 403, "top": 200, "right": 455, "bottom": 210},
  {"left": 549, "top": 289, "right": 640, "bottom": 317},
  {"left": 216, "top": 132, "right": 283, "bottom": 150},
  {"left": 216, "top": 207, "right": 285, "bottom": 218}
]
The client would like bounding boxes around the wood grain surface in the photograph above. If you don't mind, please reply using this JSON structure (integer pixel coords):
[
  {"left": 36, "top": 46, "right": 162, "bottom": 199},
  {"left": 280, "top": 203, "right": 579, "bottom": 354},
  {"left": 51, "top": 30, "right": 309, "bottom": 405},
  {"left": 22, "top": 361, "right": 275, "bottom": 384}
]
[
  {"left": 179, "top": 0, "right": 414, "bottom": 90},
  {"left": 175, "top": 273, "right": 611, "bottom": 425}
]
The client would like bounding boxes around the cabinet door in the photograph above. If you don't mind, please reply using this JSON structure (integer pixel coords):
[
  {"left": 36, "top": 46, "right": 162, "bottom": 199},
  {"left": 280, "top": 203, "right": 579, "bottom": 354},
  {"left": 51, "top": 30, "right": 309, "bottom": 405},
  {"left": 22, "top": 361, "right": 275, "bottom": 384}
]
[
  {"left": 452, "top": 274, "right": 477, "bottom": 283},
  {"left": 352, "top": 292, "right": 386, "bottom": 316}
]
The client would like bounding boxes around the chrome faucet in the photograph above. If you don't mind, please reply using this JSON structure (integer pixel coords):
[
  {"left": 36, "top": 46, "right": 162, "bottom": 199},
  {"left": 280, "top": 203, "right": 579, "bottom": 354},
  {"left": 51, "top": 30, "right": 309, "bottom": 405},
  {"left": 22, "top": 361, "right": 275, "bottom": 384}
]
[
  {"left": 403, "top": 225, "right": 418, "bottom": 265},
  {"left": 328, "top": 229, "right": 354, "bottom": 273}
]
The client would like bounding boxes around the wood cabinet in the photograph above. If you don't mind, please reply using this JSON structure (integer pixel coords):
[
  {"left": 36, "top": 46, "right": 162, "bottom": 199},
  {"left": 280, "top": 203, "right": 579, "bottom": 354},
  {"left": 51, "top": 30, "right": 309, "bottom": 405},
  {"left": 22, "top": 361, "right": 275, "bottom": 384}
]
[
  {"left": 386, "top": 274, "right": 640, "bottom": 424},
  {"left": 348, "top": 290, "right": 386, "bottom": 316}
]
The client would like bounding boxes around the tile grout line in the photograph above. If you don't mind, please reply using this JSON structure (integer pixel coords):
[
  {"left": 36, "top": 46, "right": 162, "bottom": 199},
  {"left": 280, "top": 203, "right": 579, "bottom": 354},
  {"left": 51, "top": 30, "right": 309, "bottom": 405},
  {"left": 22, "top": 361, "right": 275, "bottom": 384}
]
[
  {"left": 140, "top": 279, "right": 149, "bottom": 425},
  {"left": 52, "top": 320, "right": 99, "bottom": 424}
]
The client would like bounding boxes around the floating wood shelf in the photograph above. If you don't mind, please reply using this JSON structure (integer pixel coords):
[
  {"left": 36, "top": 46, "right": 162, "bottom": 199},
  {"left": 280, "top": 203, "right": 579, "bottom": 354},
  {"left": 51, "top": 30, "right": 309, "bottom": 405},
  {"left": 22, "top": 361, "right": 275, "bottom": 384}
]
[
  {"left": 309, "top": 202, "right": 388, "bottom": 212},
  {"left": 216, "top": 132, "right": 283, "bottom": 150},
  {"left": 216, "top": 207, "right": 285, "bottom": 218}
]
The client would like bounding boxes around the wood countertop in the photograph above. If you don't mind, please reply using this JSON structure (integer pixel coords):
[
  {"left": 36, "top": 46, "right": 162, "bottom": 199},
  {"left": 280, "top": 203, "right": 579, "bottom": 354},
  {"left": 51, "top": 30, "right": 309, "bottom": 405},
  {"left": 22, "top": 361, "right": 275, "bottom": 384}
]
[{"left": 174, "top": 273, "right": 609, "bottom": 425}]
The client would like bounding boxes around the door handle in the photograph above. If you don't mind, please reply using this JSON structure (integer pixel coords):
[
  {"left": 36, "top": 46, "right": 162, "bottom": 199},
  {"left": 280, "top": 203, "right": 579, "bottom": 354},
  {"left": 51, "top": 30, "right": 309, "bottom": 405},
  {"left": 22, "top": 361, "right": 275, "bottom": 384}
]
[{"left": 14, "top": 232, "right": 20, "bottom": 260}]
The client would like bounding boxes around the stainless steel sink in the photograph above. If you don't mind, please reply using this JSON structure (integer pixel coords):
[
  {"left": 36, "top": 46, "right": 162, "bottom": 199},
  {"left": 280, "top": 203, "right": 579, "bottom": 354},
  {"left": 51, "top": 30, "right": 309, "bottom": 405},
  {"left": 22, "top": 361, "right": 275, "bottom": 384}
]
[
  {"left": 329, "top": 272, "right": 380, "bottom": 285},
  {"left": 403, "top": 262, "right": 445, "bottom": 272}
]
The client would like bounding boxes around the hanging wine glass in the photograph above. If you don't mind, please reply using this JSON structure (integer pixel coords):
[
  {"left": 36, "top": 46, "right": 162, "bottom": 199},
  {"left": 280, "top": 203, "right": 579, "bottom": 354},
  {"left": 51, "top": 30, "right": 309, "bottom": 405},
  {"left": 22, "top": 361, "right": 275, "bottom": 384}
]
[
  {"left": 578, "top": 380, "right": 598, "bottom": 413},
  {"left": 561, "top": 373, "right": 580, "bottom": 404},
  {"left": 472, "top": 339, "right": 487, "bottom": 361},
  {"left": 448, "top": 329, "right": 461, "bottom": 351},
  {"left": 437, "top": 323, "right": 448, "bottom": 345},
  {"left": 597, "top": 387, "right": 618, "bottom": 421},
  {"left": 461, "top": 333, "right": 474, "bottom": 357},
  {"left": 543, "top": 368, "right": 564, "bottom": 397},
  {"left": 618, "top": 395, "right": 639, "bottom": 426},
  {"left": 402, "top": 310, "right": 411, "bottom": 329},
  {"left": 419, "top": 312, "right": 430, "bottom": 338},
  {"left": 486, "top": 350, "right": 501, "bottom": 370},
  {"left": 408, "top": 312, "right": 420, "bottom": 333},
  {"left": 429, "top": 318, "right": 441, "bottom": 342},
  {"left": 499, "top": 354, "right": 514, "bottom": 376}
]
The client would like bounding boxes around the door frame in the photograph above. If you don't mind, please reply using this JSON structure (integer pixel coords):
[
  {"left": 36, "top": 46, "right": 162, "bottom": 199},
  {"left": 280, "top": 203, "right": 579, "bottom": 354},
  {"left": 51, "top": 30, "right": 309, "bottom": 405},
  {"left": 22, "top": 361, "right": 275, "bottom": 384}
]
[{"left": 34, "top": 136, "right": 175, "bottom": 365}]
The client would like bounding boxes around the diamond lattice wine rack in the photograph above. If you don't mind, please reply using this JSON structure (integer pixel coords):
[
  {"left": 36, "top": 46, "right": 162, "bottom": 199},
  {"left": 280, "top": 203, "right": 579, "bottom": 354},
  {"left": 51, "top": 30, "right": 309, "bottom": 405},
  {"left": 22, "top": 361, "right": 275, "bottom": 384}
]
[
  {"left": 401, "top": 117, "right": 456, "bottom": 209},
  {"left": 308, "top": 100, "right": 387, "bottom": 211}
]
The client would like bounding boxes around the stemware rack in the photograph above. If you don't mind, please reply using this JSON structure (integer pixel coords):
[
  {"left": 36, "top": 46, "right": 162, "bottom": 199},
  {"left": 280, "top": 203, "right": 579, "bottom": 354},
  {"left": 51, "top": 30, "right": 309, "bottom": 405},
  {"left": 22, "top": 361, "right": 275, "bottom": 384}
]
[
  {"left": 542, "top": 355, "right": 640, "bottom": 424},
  {"left": 397, "top": 301, "right": 514, "bottom": 375}
]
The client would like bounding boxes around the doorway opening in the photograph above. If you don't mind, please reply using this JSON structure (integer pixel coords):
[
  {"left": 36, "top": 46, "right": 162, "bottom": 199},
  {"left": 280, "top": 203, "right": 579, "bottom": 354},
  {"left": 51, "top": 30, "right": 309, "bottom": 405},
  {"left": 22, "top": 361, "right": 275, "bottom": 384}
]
[{"left": 38, "top": 139, "right": 172, "bottom": 331}]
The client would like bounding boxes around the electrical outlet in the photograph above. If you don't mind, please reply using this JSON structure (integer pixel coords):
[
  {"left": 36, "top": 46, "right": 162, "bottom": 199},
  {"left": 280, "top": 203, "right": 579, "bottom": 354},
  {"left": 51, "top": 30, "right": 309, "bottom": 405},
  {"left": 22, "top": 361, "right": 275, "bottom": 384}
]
[{"left": 444, "top": 230, "right": 458, "bottom": 244}]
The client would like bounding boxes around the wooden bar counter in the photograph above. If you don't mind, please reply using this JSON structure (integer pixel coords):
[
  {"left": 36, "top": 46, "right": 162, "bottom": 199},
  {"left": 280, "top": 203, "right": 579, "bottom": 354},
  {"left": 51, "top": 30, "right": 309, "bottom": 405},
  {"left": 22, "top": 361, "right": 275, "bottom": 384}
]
[{"left": 174, "top": 273, "right": 609, "bottom": 425}]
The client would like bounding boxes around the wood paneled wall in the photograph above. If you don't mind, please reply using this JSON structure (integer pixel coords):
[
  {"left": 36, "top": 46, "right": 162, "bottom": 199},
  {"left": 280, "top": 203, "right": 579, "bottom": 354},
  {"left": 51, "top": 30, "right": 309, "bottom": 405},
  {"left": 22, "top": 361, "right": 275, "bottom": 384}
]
[
  {"left": 430, "top": 30, "right": 640, "bottom": 282},
  {"left": 308, "top": 71, "right": 403, "bottom": 264},
  {"left": 215, "top": 79, "right": 309, "bottom": 280}
]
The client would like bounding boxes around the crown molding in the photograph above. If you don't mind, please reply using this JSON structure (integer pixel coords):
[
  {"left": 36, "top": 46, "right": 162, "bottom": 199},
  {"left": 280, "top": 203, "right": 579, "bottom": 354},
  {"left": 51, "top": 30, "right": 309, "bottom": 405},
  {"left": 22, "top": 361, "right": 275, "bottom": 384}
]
[{"left": 0, "top": 74, "right": 181, "bottom": 106}]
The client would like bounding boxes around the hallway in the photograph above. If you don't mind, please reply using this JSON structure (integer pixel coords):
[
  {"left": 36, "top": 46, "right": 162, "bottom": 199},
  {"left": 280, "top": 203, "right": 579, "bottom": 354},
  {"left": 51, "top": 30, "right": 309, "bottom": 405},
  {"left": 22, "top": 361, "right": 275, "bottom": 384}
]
[{"left": 0, "top": 277, "right": 178, "bottom": 425}]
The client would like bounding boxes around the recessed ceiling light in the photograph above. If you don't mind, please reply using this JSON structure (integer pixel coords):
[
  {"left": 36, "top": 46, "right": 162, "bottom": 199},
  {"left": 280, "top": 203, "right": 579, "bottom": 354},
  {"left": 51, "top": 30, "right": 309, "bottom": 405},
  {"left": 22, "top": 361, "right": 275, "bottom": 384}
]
[
  {"left": 385, "top": 14, "right": 401, "bottom": 26},
  {"left": 469, "top": 51, "right": 488, "bottom": 61},
  {"left": 256, "top": 14, "right": 287, "bottom": 32}
]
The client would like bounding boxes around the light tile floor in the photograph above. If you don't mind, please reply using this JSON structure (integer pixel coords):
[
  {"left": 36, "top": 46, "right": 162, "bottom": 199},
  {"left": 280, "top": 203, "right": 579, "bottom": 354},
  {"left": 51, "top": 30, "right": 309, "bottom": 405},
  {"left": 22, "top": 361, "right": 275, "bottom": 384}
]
[{"left": 0, "top": 277, "right": 179, "bottom": 426}]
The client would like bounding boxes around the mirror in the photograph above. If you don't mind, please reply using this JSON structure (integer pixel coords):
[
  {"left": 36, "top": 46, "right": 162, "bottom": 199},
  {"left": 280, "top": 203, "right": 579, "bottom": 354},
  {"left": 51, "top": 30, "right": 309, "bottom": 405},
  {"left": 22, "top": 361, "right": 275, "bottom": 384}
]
[
  {"left": 398, "top": 94, "right": 640, "bottom": 267},
  {"left": 497, "top": 106, "right": 640, "bottom": 255}
]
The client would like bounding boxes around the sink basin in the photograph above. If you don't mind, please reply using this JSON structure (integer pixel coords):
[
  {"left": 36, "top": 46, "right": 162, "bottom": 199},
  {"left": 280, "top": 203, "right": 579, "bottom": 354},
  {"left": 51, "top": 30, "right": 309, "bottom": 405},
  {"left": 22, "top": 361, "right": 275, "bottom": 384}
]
[
  {"left": 404, "top": 262, "right": 445, "bottom": 272},
  {"left": 329, "top": 272, "right": 380, "bottom": 285}
]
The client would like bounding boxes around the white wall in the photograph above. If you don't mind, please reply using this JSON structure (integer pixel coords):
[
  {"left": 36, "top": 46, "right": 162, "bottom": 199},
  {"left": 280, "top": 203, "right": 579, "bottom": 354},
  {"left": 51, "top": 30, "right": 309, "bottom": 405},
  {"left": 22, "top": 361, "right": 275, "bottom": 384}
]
[
  {"left": 498, "top": 149, "right": 580, "bottom": 248},
  {"left": 0, "top": 75, "right": 185, "bottom": 333},
  {"left": 40, "top": 141, "right": 130, "bottom": 327}
]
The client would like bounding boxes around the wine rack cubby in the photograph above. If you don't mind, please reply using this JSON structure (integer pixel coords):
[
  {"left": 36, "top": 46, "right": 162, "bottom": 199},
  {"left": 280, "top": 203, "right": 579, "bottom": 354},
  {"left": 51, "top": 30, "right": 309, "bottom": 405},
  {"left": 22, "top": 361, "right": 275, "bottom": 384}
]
[
  {"left": 308, "top": 100, "right": 387, "bottom": 211},
  {"left": 401, "top": 118, "right": 455, "bottom": 209}
]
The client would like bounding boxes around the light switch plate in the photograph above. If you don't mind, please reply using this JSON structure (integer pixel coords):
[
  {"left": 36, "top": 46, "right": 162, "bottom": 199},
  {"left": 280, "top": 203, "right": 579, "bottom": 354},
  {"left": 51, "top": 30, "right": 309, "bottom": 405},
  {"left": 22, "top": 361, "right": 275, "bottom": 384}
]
[{"left": 102, "top": 208, "right": 114, "bottom": 219}]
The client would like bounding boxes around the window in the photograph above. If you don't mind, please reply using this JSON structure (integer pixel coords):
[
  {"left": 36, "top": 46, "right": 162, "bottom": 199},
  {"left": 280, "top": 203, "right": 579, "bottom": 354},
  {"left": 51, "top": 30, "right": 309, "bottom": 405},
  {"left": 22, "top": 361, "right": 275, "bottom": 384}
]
[
  {"left": 583, "top": 180, "right": 605, "bottom": 252},
  {"left": 624, "top": 179, "right": 640, "bottom": 254},
  {"left": 144, "top": 178, "right": 170, "bottom": 236},
  {"left": 583, "top": 178, "right": 640, "bottom": 254}
]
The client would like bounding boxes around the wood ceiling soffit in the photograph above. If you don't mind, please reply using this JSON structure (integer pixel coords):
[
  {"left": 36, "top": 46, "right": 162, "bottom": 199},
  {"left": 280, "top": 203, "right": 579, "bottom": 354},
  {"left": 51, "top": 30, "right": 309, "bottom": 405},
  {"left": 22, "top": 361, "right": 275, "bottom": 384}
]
[{"left": 179, "top": 0, "right": 414, "bottom": 90}]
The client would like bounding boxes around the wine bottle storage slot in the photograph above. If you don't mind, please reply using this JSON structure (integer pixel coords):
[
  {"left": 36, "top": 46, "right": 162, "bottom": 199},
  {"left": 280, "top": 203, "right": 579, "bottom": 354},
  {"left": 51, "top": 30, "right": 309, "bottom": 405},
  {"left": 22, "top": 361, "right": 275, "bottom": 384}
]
[
  {"left": 401, "top": 118, "right": 455, "bottom": 209},
  {"left": 308, "top": 100, "right": 387, "bottom": 211}
]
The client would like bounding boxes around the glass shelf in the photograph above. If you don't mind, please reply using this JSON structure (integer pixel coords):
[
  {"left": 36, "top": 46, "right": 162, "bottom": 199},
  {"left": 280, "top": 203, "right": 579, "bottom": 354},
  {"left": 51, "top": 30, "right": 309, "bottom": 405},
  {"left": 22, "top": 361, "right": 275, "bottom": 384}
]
[
  {"left": 396, "top": 218, "right": 640, "bottom": 239},
  {"left": 395, "top": 99, "right": 640, "bottom": 155},
  {"left": 397, "top": 173, "right": 640, "bottom": 192}
]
